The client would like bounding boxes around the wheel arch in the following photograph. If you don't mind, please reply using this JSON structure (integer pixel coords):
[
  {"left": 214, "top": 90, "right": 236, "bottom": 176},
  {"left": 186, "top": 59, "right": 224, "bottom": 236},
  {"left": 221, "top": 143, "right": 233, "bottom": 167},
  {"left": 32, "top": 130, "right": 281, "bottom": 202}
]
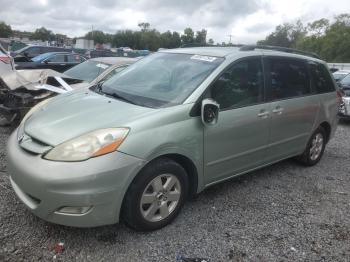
[
  {"left": 156, "top": 153, "right": 199, "bottom": 198},
  {"left": 119, "top": 153, "right": 200, "bottom": 223}
]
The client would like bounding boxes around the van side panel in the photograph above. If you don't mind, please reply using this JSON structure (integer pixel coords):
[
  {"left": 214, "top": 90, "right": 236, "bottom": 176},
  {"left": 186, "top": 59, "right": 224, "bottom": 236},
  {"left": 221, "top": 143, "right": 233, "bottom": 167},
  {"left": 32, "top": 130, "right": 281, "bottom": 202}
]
[
  {"left": 315, "top": 92, "right": 338, "bottom": 139},
  {"left": 118, "top": 104, "right": 205, "bottom": 193}
]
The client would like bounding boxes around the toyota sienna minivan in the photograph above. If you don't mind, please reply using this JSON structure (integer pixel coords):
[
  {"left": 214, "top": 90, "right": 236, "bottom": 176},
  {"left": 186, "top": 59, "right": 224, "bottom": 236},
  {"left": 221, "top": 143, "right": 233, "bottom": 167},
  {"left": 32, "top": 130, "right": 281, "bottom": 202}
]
[{"left": 7, "top": 46, "right": 339, "bottom": 231}]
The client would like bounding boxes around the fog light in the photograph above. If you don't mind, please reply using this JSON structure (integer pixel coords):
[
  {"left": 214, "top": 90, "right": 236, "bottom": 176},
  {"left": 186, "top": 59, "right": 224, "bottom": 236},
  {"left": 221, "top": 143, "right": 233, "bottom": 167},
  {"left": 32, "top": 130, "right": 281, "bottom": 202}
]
[{"left": 56, "top": 206, "right": 92, "bottom": 215}]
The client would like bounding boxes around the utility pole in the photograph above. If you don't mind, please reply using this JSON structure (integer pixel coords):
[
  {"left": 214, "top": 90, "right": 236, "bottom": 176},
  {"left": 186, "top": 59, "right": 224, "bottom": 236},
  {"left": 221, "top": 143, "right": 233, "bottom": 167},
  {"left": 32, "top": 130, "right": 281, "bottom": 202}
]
[
  {"left": 227, "top": 34, "right": 233, "bottom": 44},
  {"left": 91, "top": 25, "right": 94, "bottom": 49}
]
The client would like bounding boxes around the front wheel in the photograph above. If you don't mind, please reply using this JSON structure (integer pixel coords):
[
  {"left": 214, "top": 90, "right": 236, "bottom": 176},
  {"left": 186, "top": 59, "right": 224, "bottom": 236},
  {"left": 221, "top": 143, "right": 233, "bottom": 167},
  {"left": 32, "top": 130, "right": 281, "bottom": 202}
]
[
  {"left": 122, "top": 158, "right": 188, "bottom": 231},
  {"left": 296, "top": 126, "right": 326, "bottom": 166}
]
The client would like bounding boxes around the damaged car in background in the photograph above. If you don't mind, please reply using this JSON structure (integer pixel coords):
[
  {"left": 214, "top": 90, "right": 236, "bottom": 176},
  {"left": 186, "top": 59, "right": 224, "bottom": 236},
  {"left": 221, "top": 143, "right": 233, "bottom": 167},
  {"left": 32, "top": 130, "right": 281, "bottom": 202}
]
[
  {"left": 0, "top": 43, "right": 14, "bottom": 75},
  {"left": 338, "top": 73, "right": 350, "bottom": 118},
  {"left": 0, "top": 57, "right": 138, "bottom": 124},
  {"left": 15, "top": 52, "right": 87, "bottom": 73}
]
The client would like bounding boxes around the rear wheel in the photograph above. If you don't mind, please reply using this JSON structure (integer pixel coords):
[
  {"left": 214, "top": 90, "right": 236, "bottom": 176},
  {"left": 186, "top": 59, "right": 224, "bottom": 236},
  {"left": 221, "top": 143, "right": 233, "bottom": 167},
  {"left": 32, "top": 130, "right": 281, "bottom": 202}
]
[
  {"left": 296, "top": 126, "right": 326, "bottom": 166},
  {"left": 122, "top": 158, "right": 188, "bottom": 231}
]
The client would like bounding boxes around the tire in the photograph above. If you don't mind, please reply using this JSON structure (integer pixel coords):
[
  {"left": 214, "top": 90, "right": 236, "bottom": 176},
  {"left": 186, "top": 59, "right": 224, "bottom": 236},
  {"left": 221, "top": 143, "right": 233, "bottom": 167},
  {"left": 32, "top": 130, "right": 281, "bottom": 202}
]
[
  {"left": 296, "top": 126, "right": 327, "bottom": 166},
  {"left": 122, "top": 158, "right": 188, "bottom": 231}
]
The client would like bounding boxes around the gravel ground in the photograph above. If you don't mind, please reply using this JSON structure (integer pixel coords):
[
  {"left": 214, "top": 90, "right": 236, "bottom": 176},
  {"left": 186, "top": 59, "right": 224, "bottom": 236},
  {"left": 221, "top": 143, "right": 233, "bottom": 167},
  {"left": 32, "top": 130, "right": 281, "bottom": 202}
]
[{"left": 0, "top": 122, "right": 350, "bottom": 262}]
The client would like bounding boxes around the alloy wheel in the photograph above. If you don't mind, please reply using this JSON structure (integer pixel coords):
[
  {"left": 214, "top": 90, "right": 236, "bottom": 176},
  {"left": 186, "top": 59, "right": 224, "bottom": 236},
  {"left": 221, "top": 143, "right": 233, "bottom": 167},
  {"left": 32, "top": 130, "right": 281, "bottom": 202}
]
[
  {"left": 140, "top": 174, "right": 181, "bottom": 222},
  {"left": 310, "top": 133, "right": 324, "bottom": 161}
]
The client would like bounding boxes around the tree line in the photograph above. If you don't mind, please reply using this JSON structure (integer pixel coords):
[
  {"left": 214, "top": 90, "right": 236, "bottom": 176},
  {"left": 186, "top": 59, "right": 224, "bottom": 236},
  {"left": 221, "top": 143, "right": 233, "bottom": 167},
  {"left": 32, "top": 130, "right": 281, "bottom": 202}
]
[
  {"left": 84, "top": 23, "right": 210, "bottom": 51},
  {"left": 257, "top": 14, "right": 350, "bottom": 62},
  {"left": 0, "top": 21, "right": 211, "bottom": 51},
  {"left": 1, "top": 13, "right": 350, "bottom": 62}
]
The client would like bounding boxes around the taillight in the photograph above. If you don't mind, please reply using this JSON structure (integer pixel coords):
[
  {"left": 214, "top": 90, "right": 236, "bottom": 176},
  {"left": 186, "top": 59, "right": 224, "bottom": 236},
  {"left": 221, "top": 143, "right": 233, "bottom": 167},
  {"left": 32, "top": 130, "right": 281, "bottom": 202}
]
[
  {"left": 0, "top": 56, "right": 11, "bottom": 64},
  {"left": 337, "top": 89, "right": 344, "bottom": 105}
]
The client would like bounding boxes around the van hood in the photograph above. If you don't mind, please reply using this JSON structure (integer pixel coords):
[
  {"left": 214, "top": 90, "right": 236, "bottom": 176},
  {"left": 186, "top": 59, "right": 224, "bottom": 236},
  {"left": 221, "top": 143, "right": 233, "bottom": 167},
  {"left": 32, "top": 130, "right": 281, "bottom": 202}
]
[{"left": 24, "top": 89, "right": 156, "bottom": 146}]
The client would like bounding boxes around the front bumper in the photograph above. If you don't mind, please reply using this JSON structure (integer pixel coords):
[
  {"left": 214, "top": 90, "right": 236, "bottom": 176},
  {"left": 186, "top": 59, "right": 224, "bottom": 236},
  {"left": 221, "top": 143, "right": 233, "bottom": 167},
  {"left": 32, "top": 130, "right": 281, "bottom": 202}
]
[{"left": 7, "top": 131, "right": 145, "bottom": 227}]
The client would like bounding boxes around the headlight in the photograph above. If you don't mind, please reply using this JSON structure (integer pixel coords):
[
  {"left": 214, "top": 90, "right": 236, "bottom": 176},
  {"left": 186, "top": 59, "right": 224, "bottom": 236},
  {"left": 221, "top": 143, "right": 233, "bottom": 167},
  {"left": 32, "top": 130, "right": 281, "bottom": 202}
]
[{"left": 44, "top": 128, "right": 129, "bottom": 161}]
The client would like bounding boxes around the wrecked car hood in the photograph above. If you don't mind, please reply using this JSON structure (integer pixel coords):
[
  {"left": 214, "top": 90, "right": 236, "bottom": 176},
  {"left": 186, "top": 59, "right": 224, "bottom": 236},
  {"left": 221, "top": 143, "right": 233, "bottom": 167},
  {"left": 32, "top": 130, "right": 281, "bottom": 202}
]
[
  {"left": 1, "top": 69, "right": 63, "bottom": 90},
  {"left": 24, "top": 89, "right": 156, "bottom": 146}
]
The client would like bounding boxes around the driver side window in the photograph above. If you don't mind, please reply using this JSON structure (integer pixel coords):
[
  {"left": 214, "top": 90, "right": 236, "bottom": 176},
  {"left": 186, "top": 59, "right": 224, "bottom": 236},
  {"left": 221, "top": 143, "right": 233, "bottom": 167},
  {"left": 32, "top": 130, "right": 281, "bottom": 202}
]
[
  {"left": 27, "top": 47, "right": 41, "bottom": 57},
  {"left": 210, "top": 58, "right": 264, "bottom": 110}
]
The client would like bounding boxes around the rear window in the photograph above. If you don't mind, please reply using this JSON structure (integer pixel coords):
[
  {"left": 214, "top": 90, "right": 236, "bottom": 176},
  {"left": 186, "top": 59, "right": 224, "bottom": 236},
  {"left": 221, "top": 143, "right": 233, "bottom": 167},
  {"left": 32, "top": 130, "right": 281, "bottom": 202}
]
[
  {"left": 309, "top": 62, "right": 335, "bottom": 93},
  {"left": 67, "top": 54, "right": 82, "bottom": 63},
  {"left": 333, "top": 72, "right": 349, "bottom": 82},
  {"left": 341, "top": 74, "right": 350, "bottom": 86}
]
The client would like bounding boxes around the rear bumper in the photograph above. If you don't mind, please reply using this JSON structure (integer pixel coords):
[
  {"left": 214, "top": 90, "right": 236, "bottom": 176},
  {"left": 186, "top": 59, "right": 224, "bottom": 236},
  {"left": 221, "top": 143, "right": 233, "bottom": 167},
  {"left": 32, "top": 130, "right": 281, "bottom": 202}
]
[
  {"left": 7, "top": 131, "right": 146, "bottom": 227},
  {"left": 339, "top": 97, "right": 350, "bottom": 117}
]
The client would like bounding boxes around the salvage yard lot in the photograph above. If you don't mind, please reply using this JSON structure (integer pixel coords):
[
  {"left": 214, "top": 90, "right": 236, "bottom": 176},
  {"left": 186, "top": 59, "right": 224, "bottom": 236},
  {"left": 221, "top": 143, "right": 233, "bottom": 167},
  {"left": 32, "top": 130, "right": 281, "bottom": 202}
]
[{"left": 0, "top": 122, "right": 349, "bottom": 261}]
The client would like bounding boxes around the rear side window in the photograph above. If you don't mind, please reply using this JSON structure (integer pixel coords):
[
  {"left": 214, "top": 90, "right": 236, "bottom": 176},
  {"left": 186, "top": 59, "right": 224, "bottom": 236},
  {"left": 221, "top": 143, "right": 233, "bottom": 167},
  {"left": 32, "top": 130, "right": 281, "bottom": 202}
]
[
  {"left": 266, "top": 57, "right": 310, "bottom": 100},
  {"left": 67, "top": 54, "right": 82, "bottom": 63},
  {"left": 26, "top": 47, "right": 41, "bottom": 57},
  {"left": 42, "top": 47, "right": 53, "bottom": 53},
  {"left": 47, "top": 54, "right": 65, "bottom": 63},
  {"left": 210, "top": 58, "right": 264, "bottom": 110},
  {"left": 309, "top": 62, "right": 335, "bottom": 93}
]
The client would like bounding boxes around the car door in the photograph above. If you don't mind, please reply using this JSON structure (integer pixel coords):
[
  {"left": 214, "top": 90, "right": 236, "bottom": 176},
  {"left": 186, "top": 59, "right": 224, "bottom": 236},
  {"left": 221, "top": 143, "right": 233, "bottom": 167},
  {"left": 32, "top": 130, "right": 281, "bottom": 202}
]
[
  {"left": 203, "top": 57, "right": 271, "bottom": 185},
  {"left": 44, "top": 54, "right": 67, "bottom": 72},
  {"left": 263, "top": 56, "right": 319, "bottom": 162}
]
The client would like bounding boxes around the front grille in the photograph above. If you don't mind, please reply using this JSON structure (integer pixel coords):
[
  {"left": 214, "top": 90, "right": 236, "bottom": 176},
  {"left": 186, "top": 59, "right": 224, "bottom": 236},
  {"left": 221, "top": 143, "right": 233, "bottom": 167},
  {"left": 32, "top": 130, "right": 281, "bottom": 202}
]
[{"left": 19, "top": 133, "right": 53, "bottom": 155}]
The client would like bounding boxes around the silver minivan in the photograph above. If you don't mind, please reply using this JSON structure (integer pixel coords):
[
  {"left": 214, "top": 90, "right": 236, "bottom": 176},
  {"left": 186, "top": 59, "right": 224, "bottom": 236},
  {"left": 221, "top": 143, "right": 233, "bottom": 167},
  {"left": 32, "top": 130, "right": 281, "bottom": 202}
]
[{"left": 7, "top": 46, "right": 339, "bottom": 231}]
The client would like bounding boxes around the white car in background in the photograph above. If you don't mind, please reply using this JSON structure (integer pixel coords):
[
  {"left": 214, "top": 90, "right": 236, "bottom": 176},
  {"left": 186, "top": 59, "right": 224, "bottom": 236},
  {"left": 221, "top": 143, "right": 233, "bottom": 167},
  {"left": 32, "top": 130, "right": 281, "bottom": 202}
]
[
  {"left": 63, "top": 57, "right": 139, "bottom": 89},
  {"left": 333, "top": 70, "right": 350, "bottom": 83},
  {"left": 0, "top": 44, "right": 14, "bottom": 76}
]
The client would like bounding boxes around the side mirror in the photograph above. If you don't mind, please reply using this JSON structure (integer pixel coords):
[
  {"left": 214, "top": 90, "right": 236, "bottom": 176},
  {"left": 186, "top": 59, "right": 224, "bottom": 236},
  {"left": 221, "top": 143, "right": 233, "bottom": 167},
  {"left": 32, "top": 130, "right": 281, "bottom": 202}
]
[
  {"left": 201, "top": 98, "right": 220, "bottom": 126},
  {"left": 43, "top": 60, "right": 49, "bottom": 64},
  {"left": 23, "top": 51, "right": 29, "bottom": 57}
]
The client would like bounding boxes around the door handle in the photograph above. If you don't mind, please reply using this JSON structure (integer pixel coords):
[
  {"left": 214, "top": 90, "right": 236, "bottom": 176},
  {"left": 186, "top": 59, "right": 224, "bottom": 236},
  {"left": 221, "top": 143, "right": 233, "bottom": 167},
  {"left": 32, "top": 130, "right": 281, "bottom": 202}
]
[
  {"left": 272, "top": 106, "right": 284, "bottom": 115},
  {"left": 257, "top": 111, "right": 269, "bottom": 118}
]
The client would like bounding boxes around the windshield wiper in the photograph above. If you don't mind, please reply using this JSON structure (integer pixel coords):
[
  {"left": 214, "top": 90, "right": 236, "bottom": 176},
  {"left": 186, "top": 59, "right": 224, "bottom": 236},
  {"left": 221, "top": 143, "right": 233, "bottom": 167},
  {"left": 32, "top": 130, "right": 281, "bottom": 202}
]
[
  {"left": 91, "top": 82, "right": 104, "bottom": 93},
  {"left": 92, "top": 83, "right": 137, "bottom": 105},
  {"left": 105, "top": 91, "right": 137, "bottom": 105}
]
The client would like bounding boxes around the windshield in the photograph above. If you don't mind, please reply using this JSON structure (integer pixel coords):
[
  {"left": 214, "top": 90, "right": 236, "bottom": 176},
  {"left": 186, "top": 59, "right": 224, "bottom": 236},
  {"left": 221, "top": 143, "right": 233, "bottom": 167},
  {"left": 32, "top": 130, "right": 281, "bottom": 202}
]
[
  {"left": 31, "top": 53, "right": 52, "bottom": 62},
  {"left": 64, "top": 60, "right": 111, "bottom": 82},
  {"left": 99, "top": 52, "right": 224, "bottom": 108},
  {"left": 333, "top": 72, "right": 349, "bottom": 81},
  {"left": 341, "top": 74, "right": 350, "bottom": 86}
]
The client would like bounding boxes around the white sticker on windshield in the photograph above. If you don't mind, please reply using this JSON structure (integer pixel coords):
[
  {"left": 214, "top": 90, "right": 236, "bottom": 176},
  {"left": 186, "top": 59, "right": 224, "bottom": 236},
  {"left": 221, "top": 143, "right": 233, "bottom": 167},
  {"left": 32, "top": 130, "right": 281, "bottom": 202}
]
[
  {"left": 190, "top": 55, "right": 217, "bottom": 62},
  {"left": 96, "top": 63, "right": 109, "bottom": 69}
]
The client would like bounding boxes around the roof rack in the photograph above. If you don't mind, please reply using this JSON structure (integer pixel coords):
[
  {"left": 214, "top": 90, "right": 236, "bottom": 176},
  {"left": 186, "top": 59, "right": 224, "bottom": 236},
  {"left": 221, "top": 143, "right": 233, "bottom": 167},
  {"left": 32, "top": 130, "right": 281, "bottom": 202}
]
[
  {"left": 239, "top": 45, "right": 320, "bottom": 59},
  {"left": 180, "top": 43, "right": 244, "bottom": 48}
]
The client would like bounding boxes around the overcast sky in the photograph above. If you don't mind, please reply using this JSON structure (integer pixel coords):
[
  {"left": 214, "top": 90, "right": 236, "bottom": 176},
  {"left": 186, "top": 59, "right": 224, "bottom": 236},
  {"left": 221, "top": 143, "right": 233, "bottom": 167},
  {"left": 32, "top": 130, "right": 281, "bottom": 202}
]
[{"left": 0, "top": 0, "right": 349, "bottom": 44}]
